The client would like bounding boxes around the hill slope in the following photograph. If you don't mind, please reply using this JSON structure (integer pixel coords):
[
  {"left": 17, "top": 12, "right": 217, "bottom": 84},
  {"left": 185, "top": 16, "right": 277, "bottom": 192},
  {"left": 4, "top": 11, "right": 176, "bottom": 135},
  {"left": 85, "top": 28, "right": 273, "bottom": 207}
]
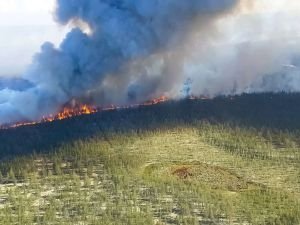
[{"left": 0, "top": 93, "right": 300, "bottom": 225}]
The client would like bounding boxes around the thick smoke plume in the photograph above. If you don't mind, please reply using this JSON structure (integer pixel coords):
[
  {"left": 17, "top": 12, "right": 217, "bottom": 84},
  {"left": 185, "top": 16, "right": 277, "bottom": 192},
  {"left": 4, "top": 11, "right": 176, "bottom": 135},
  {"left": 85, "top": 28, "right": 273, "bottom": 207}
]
[{"left": 1, "top": 0, "right": 300, "bottom": 125}]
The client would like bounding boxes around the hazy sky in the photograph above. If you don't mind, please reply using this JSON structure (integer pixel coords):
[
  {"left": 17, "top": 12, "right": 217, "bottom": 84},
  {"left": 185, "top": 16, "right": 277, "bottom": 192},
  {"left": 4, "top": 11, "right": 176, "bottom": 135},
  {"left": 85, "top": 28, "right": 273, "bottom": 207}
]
[
  {"left": 0, "top": 0, "right": 300, "bottom": 77},
  {"left": 0, "top": 0, "right": 69, "bottom": 76}
]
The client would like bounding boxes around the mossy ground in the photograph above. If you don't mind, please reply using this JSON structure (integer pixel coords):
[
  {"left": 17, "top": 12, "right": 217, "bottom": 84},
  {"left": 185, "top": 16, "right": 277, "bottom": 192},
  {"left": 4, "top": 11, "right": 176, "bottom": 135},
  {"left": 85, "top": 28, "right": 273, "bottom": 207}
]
[{"left": 0, "top": 122, "right": 299, "bottom": 225}]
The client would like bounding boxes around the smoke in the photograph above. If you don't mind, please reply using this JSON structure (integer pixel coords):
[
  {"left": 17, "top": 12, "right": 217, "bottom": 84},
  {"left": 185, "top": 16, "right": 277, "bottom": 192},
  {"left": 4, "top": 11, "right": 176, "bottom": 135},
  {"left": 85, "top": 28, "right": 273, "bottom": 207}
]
[
  {"left": 0, "top": 0, "right": 300, "bottom": 125},
  {"left": 187, "top": 0, "right": 300, "bottom": 96}
]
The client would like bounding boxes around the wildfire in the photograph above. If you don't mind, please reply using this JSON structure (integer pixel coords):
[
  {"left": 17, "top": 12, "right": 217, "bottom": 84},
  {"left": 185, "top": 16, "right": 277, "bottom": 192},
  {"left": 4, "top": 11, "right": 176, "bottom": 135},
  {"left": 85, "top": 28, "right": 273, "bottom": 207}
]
[
  {"left": 142, "top": 96, "right": 169, "bottom": 106},
  {"left": 42, "top": 104, "right": 98, "bottom": 122},
  {"left": 1, "top": 96, "right": 170, "bottom": 129}
]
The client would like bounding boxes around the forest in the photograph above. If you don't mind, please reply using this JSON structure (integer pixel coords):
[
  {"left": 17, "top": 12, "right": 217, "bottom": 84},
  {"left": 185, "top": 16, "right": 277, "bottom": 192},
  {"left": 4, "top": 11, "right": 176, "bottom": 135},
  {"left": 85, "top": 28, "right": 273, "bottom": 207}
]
[{"left": 0, "top": 93, "right": 299, "bottom": 225}]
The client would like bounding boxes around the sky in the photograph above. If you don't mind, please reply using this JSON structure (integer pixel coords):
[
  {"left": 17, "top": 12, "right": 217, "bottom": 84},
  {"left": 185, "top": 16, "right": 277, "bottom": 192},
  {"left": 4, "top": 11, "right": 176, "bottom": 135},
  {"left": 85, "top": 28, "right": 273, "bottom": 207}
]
[
  {"left": 1, "top": 0, "right": 300, "bottom": 125},
  {"left": 0, "top": 0, "right": 300, "bottom": 77},
  {"left": 0, "top": 0, "right": 69, "bottom": 76}
]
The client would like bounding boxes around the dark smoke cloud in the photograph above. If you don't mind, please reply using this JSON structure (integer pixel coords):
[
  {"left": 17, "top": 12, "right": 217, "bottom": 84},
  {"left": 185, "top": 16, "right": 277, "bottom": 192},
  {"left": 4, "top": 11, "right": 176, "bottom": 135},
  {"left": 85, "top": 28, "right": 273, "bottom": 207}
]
[
  {"left": 1, "top": 0, "right": 300, "bottom": 125},
  {"left": 0, "top": 0, "right": 238, "bottom": 124}
]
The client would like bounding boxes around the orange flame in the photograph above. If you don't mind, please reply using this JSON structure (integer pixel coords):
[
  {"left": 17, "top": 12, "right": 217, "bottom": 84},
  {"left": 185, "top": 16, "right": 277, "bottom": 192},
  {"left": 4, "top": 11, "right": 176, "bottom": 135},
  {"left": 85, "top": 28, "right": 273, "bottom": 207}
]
[
  {"left": 142, "top": 96, "right": 169, "bottom": 106},
  {"left": 1, "top": 96, "right": 170, "bottom": 129},
  {"left": 42, "top": 104, "right": 97, "bottom": 122}
]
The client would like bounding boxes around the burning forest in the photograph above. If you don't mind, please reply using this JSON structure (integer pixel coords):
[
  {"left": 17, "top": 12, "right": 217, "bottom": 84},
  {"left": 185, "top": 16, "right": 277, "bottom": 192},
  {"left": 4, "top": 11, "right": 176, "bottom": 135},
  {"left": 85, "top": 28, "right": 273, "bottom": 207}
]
[
  {"left": 0, "top": 1, "right": 300, "bottom": 224},
  {"left": 1, "top": 0, "right": 300, "bottom": 126},
  {"left": 0, "top": 96, "right": 171, "bottom": 129}
]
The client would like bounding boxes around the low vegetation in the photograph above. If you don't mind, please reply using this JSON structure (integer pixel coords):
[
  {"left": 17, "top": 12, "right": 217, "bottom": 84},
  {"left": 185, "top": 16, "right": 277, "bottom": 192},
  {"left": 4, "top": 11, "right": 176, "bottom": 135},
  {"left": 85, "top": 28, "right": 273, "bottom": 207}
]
[{"left": 0, "top": 93, "right": 299, "bottom": 224}]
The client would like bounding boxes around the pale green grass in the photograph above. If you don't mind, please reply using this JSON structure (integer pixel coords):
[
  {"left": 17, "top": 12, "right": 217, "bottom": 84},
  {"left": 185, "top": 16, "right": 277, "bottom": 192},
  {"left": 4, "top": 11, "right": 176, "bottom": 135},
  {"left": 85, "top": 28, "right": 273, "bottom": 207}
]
[{"left": 0, "top": 123, "right": 299, "bottom": 225}]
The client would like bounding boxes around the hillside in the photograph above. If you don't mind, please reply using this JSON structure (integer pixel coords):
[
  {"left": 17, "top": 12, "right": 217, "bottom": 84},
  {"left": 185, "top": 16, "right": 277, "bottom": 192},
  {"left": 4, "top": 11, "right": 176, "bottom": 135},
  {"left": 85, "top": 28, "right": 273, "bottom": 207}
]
[{"left": 0, "top": 93, "right": 300, "bottom": 225}]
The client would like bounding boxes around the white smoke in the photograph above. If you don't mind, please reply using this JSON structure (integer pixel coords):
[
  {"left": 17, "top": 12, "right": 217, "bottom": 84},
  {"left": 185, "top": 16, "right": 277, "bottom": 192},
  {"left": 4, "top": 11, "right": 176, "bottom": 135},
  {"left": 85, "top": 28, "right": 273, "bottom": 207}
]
[{"left": 0, "top": 0, "right": 300, "bottom": 125}]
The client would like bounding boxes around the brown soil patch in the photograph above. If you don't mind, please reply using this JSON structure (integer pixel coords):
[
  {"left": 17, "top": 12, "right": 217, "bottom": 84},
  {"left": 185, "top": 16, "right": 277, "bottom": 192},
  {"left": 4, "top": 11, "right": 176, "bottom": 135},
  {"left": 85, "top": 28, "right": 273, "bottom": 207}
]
[
  {"left": 170, "top": 163, "right": 255, "bottom": 191},
  {"left": 171, "top": 166, "right": 193, "bottom": 179}
]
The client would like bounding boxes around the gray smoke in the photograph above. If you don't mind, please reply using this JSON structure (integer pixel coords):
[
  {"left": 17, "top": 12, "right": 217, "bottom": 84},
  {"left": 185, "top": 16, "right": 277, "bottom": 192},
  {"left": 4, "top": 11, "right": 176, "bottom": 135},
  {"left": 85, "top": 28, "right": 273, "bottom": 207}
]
[
  {"left": 0, "top": 0, "right": 238, "bottom": 124},
  {"left": 0, "top": 0, "right": 300, "bottom": 125}
]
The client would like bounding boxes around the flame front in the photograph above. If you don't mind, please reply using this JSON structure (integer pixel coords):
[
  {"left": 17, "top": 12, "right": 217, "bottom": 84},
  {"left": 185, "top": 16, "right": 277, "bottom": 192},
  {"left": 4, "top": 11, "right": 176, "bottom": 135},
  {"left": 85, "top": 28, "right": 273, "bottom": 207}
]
[
  {"left": 1, "top": 96, "right": 170, "bottom": 129},
  {"left": 42, "top": 104, "right": 98, "bottom": 122},
  {"left": 143, "top": 96, "right": 169, "bottom": 106}
]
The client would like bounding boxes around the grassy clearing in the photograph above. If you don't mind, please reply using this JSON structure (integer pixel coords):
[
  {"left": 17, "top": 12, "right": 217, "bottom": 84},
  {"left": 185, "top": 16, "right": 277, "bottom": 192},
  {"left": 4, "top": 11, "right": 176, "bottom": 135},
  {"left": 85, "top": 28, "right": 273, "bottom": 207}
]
[{"left": 0, "top": 121, "right": 299, "bottom": 225}]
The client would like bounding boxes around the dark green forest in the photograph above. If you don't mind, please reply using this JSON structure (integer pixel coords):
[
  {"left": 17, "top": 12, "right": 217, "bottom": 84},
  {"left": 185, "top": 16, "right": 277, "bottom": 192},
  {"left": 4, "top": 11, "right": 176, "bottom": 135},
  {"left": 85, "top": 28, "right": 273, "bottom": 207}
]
[
  {"left": 0, "top": 93, "right": 299, "bottom": 225},
  {"left": 1, "top": 93, "right": 300, "bottom": 159}
]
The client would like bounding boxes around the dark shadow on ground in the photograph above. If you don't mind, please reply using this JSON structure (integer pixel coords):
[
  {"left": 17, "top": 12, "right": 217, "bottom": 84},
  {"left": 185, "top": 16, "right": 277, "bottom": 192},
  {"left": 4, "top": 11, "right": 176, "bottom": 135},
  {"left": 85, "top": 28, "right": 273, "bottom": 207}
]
[{"left": 1, "top": 92, "right": 300, "bottom": 160}]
